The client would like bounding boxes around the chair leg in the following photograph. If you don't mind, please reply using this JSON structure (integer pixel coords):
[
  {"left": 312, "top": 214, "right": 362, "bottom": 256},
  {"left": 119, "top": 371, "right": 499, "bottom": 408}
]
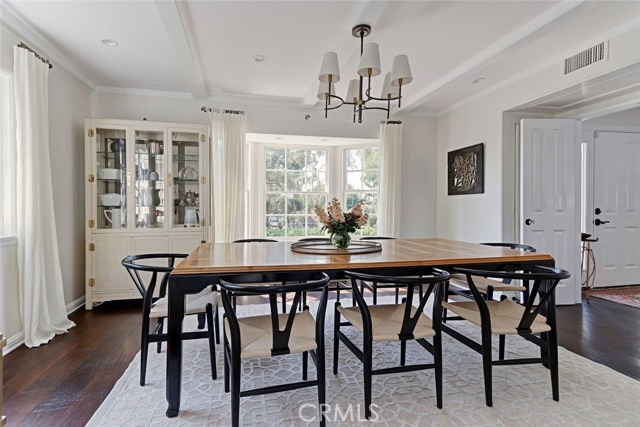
[
  {"left": 302, "top": 351, "right": 308, "bottom": 381},
  {"left": 224, "top": 333, "right": 230, "bottom": 393},
  {"left": 394, "top": 287, "right": 399, "bottom": 304},
  {"left": 197, "top": 312, "right": 206, "bottom": 329},
  {"left": 282, "top": 292, "right": 287, "bottom": 313},
  {"left": 230, "top": 352, "right": 241, "bottom": 427},
  {"left": 156, "top": 318, "right": 164, "bottom": 353},
  {"left": 214, "top": 306, "right": 221, "bottom": 345},
  {"left": 434, "top": 331, "right": 443, "bottom": 409},
  {"left": 140, "top": 316, "right": 150, "bottom": 386},
  {"left": 400, "top": 340, "right": 406, "bottom": 366},
  {"left": 481, "top": 328, "right": 493, "bottom": 407},
  {"left": 333, "top": 304, "right": 341, "bottom": 375},
  {"left": 372, "top": 283, "right": 377, "bottom": 305},
  {"left": 206, "top": 304, "right": 217, "bottom": 380},
  {"left": 548, "top": 329, "right": 560, "bottom": 401},
  {"left": 317, "top": 343, "right": 327, "bottom": 427},
  {"left": 499, "top": 335, "right": 505, "bottom": 360},
  {"left": 363, "top": 335, "right": 373, "bottom": 419}
]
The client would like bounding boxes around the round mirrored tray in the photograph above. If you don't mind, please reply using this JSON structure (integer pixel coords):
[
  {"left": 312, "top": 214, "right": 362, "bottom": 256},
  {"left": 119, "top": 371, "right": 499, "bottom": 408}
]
[{"left": 290, "top": 240, "right": 382, "bottom": 255}]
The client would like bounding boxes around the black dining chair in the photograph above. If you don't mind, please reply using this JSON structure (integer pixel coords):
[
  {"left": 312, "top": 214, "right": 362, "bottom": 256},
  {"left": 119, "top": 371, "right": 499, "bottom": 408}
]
[
  {"left": 447, "top": 243, "right": 537, "bottom": 302},
  {"left": 297, "top": 237, "right": 352, "bottom": 303},
  {"left": 334, "top": 267, "right": 450, "bottom": 418},
  {"left": 442, "top": 265, "right": 570, "bottom": 407},
  {"left": 218, "top": 271, "right": 330, "bottom": 427},
  {"left": 122, "top": 253, "right": 219, "bottom": 386},
  {"left": 232, "top": 239, "right": 292, "bottom": 312},
  {"left": 358, "top": 237, "right": 420, "bottom": 304}
]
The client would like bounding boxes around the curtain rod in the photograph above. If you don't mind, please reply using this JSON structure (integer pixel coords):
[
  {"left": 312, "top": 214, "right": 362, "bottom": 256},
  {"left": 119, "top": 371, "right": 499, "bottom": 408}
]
[
  {"left": 200, "top": 106, "right": 245, "bottom": 115},
  {"left": 17, "top": 42, "right": 53, "bottom": 69},
  {"left": 381, "top": 120, "right": 402, "bottom": 125}
]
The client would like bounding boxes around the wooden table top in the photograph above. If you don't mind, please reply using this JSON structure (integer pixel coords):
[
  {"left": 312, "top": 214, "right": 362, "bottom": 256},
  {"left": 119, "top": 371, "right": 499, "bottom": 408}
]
[{"left": 172, "top": 238, "right": 553, "bottom": 276}]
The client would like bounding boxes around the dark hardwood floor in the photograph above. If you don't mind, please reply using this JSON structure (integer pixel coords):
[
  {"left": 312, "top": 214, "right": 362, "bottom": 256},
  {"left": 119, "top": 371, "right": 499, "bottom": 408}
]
[{"left": 3, "top": 293, "right": 639, "bottom": 426}]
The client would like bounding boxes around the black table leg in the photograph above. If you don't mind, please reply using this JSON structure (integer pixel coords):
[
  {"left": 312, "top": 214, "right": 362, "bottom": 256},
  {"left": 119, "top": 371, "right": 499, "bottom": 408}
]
[{"left": 166, "top": 276, "right": 186, "bottom": 417}]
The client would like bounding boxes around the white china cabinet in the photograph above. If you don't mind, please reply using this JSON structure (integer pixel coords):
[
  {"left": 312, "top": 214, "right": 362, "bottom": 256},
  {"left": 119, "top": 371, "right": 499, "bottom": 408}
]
[{"left": 84, "top": 119, "right": 209, "bottom": 308}]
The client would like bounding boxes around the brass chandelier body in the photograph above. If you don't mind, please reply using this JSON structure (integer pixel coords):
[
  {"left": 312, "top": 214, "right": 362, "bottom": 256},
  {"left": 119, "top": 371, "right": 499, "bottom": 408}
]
[{"left": 318, "top": 24, "right": 412, "bottom": 123}]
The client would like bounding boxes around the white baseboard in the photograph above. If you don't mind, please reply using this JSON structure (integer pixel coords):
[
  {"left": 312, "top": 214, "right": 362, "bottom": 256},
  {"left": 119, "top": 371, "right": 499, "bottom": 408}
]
[
  {"left": 66, "top": 296, "right": 86, "bottom": 315},
  {"left": 2, "top": 295, "right": 86, "bottom": 356},
  {"left": 3, "top": 332, "right": 24, "bottom": 355}
]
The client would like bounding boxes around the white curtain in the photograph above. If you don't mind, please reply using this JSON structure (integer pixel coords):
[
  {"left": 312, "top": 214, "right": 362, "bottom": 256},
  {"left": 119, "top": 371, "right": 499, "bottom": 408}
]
[
  {"left": 13, "top": 46, "right": 75, "bottom": 347},
  {"left": 209, "top": 111, "right": 247, "bottom": 242},
  {"left": 378, "top": 122, "right": 403, "bottom": 237}
]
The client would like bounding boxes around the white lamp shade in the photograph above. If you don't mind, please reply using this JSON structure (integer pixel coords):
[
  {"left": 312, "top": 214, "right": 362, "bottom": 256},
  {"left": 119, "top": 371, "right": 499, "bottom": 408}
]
[
  {"left": 317, "top": 82, "right": 336, "bottom": 100},
  {"left": 346, "top": 79, "right": 360, "bottom": 103},
  {"left": 357, "top": 43, "right": 381, "bottom": 77},
  {"left": 380, "top": 73, "right": 399, "bottom": 98},
  {"left": 391, "top": 54, "right": 412, "bottom": 86},
  {"left": 319, "top": 51, "right": 340, "bottom": 83}
]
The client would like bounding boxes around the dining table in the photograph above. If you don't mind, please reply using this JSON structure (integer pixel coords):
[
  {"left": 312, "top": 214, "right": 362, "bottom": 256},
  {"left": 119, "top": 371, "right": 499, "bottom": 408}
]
[{"left": 165, "top": 238, "right": 554, "bottom": 417}]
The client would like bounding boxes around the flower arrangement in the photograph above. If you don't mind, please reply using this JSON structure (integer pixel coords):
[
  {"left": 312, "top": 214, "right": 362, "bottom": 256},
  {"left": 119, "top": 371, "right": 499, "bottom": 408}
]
[{"left": 314, "top": 198, "right": 369, "bottom": 249}]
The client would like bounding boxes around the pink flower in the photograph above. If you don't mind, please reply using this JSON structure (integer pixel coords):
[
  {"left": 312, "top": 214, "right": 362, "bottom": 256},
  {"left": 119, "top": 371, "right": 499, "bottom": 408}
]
[{"left": 314, "top": 205, "right": 331, "bottom": 226}]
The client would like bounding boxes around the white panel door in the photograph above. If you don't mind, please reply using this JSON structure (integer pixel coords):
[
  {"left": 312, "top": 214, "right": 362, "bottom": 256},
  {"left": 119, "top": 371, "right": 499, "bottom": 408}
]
[
  {"left": 592, "top": 131, "right": 640, "bottom": 286},
  {"left": 520, "top": 119, "right": 581, "bottom": 304}
]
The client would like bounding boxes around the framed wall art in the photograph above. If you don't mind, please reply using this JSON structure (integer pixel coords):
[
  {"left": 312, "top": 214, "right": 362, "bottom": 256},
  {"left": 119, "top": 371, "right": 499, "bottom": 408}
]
[{"left": 447, "top": 143, "right": 484, "bottom": 195}]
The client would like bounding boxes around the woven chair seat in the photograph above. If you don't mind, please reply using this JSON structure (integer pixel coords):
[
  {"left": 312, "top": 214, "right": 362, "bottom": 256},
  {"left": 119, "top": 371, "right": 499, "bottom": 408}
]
[
  {"left": 224, "top": 310, "right": 317, "bottom": 359},
  {"left": 337, "top": 303, "right": 434, "bottom": 341},
  {"left": 449, "top": 273, "right": 526, "bottom": 293},
  {"left": 150, "top": 288, "right": 216, "bottom": 318},
  {"left": 442, "top": 299, "right": 550, "bottom": 335}
]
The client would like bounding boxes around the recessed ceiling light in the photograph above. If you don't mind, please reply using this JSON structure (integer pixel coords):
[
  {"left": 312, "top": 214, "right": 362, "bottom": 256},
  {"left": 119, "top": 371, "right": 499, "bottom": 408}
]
[
  {"left": 101, "top": 38, "right": 119, "bottom": 47},
  {"left": 472, "top": 77, "right": 486, "bottom": 84},
  {"left": 253, "top": 55, "right": 266, "bottom": 63}
]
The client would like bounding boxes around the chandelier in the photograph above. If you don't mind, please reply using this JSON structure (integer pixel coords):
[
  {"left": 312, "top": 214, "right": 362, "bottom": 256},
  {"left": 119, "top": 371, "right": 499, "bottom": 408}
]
[{"left": 317, "top": 24, "right": 412, "bottom": 123}]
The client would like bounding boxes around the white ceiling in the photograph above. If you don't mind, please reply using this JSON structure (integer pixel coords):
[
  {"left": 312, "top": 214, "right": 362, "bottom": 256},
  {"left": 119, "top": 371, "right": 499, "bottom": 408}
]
[{"left": 2, "top": 0, "right": 639, "bottom": 116}]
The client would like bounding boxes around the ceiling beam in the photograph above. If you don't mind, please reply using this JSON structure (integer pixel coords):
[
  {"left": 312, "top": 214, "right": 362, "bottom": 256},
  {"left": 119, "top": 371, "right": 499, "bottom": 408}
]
[
  {"left": 398, "top": 0, "right": 586, "bottom": 113},
  {"left": 301, "top": 0, "right": 390, "bottom": 107},
  {"left": 154, "top": 0, "right": 208, "bottom": 100}
]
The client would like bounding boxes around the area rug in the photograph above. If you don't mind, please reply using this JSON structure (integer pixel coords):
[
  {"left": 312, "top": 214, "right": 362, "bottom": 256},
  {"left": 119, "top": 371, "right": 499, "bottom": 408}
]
[
  {"left": 87, "top": 296, "right": 640, "bottom": 426},
  {"left": 587, "top": 285, "right": 640, "bottom": 309}
]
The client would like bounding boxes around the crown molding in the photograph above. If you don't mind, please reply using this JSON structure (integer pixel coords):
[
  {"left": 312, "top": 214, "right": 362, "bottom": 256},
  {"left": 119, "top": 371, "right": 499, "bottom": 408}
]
[
  {"left": 94, "top": 85, "right": 195, "bottom": 99},
  {"left": 401, "top": 0, "right": 586, "bottom": 114},
  {"left": 0, "top": 2, "right": 95, "bottom": 90}
]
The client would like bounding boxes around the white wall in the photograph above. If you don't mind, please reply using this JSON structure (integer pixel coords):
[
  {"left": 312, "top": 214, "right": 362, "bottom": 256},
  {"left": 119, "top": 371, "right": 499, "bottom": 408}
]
[
  {"left": 583, "top": 107, "right": 640, "bottom": 129},
  {"left": 436, "top": 26, "right": 640, "bottom": 242},
  {"left": 92, "top": 92, "right": 438, "bottom": 237},
  {"left": 1, "top": 23, "right": 92, "bottom": 347}
]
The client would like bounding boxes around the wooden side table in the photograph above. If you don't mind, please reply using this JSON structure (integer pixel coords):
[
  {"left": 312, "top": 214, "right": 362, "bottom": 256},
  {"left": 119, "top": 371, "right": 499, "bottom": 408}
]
[{"left": 581, "top": 233, "right": 598, "bottom": 301}]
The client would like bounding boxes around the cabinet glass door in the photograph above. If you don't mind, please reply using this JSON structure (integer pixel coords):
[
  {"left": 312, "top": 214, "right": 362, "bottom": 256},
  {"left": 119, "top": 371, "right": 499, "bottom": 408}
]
[
  {"left": 171, "top": 131, "right": 201, "bottom": 228},
  {"left": 134, "top": 130, "right": 166, "bottom": 229},
  {"left": 96, "top": 128, "right": 127, "bottom": 230}
]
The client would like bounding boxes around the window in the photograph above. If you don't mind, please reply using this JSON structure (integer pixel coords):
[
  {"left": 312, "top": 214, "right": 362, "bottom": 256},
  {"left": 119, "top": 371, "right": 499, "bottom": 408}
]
[
  {"left": 250, "top": 136, "right": 380, "bottom": 239},
  {"left": 344, "top": 147, "right": 379, "bottom": 236},
  {"left": 264, "top": 147, "right": 328, "bottom": 237}
]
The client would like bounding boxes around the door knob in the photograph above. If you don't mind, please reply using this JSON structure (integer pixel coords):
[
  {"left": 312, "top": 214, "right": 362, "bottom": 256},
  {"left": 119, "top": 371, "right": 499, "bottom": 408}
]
[
  {"left": 525, "top": 218, "right": 534, "bottom": 226},
  {"left": 594, "top": 218, "right": 610, "bottom": 226},
  {"left": 595, "top": 208, "right": 602, "bottom": 215}
]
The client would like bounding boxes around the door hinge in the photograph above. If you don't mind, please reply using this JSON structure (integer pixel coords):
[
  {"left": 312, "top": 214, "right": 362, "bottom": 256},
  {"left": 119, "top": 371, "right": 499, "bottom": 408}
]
[
  {"left": 88, "top": 128, "right": 95, "bottom": 138},
  {"left": 89, "top": 243, "right": 95, "bottom": 252},
  {"left": 88, "top": 278, "right": 95, "bottom": 287},
  {"left": 200, "top": 134, "right": 205, "bottom": 143},
  {"left": 88, "top": 219, "right": 95, "bottom": 228},
  {"left": 88, "top": 174, "right": 95, "bottom": 183},
  {"left": 200, "top": 176, "right": 206, "bottom": 185},
  {"left": 200, "top": 219, "right": 206, "bottom": 227}
]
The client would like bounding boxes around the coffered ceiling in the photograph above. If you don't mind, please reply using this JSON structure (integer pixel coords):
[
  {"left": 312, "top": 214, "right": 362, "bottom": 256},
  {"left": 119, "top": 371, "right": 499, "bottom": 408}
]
[{"left": 2, "top": 1, "right": 639, "bottom": 116}]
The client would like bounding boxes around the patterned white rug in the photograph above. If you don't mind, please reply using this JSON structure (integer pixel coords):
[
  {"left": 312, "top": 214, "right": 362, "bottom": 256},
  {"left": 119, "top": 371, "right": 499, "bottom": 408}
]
[{"left": 88, "top": 296, "right": 640, "bottom": 426}]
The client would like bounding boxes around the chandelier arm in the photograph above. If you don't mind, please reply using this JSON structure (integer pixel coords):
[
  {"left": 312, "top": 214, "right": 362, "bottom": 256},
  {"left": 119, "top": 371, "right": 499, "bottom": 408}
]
[{"left": 361, "top": 105, "right": 391, "bottom": 113}]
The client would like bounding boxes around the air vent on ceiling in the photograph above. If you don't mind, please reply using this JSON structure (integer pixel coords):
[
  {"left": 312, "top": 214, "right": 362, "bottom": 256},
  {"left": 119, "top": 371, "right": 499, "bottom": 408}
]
[{"left": 564, "top": 41, "right": 608, "bottom": 75}]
